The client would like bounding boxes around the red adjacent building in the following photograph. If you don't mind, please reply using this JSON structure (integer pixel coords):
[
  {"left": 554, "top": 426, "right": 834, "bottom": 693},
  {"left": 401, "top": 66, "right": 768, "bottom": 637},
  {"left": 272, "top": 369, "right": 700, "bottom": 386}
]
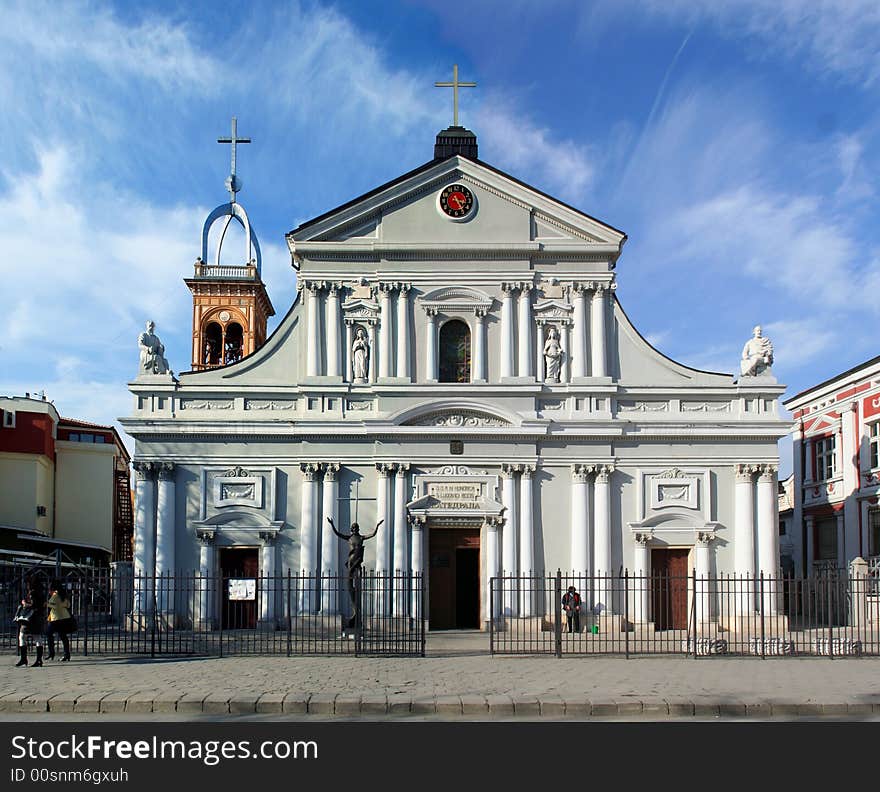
[{"left": 784, "top": 356, "right": 880, "bottom": 575}]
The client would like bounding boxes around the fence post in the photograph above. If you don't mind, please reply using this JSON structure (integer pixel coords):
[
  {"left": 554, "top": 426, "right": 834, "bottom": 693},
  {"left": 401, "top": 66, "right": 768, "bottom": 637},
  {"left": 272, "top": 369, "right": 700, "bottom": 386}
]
[
  {"left": 625, "top": 569, "right": 630, "bottom": 660},
  {"left": 218, "top": 569, "right": 224, "bottom": 659},
  {"left": 691, "top": 568, "right": 697, "bottom": 660},
  {"left": 827, "top": 571, "right": 834, "bottom": 659},
  {"left": 286, "top": 570, "right": 292, "bottom": 658},
  {"left": 759, "top": 572, "right": 765, "bottom": 659},
  {"left": 83, "top": 577, "right": 89, "bottom": 657},
  {"left": 554, "top": 569, "right": 562, "bottom": 659}
]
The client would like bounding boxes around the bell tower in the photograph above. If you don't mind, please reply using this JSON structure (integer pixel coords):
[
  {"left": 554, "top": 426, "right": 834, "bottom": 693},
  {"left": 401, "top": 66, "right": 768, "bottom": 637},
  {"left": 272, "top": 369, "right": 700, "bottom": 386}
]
[{"left": 185, "top": 117, "right": 274, "bottom": 371}]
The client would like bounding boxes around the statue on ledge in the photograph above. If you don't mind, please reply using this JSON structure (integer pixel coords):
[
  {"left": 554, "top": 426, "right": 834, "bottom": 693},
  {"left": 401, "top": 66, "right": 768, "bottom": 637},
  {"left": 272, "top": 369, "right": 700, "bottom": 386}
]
[
  {"left": 740, "top": 325, "right": 773, "bottom": 377},
  {"left": 543, "top": 325, "right": 563, "bottom": 382},
  {"left": 352, "top": 327, "right": 370, "bottom": 383},
  {"left": 138, "top": 320, "right": 171, "bottom": 376}
]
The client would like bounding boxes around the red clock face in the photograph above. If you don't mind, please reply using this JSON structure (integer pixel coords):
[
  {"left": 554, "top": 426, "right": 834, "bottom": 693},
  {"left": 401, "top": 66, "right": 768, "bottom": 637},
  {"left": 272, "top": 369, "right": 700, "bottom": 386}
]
[{"left": 439, "top": 183, "right": 475, "bottom": 218}]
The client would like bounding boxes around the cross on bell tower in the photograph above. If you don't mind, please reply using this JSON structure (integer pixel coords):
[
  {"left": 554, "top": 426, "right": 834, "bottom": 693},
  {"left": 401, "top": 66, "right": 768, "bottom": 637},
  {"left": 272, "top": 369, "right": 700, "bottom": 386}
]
[{"left": 185, "top": 116, "right": 274, "bottom": 372}]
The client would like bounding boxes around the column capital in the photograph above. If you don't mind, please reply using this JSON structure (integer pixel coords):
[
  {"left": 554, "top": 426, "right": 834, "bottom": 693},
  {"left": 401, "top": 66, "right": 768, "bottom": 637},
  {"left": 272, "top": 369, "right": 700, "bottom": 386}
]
[
  {"left": 758, "top": 464, "right": 778, "bottom": 482},
  {"left": 571, "top": 464, "right": 595, "bottom": 482},
  {"left": 157, "top": 462, "right": 176, "bottom": 481},
  {"left": 376, "top": 462, "right": 395, "bottom": 477},
  {"left": 408, "top": 513, "right": 427, "bottom": 527},
  {"left": 571, "top": 281, "right": 590, "bottom": 295},
  {"left": 500, "top": 463, "right": 521, "bottom": 479},
  {"left": 377, "top": 282, "right": 395, "bottom": 295},
  {"left": 304, "top": 279, "right": 326, "bottom": 293},
  {"left": 395, "top": 462, "right": 411, "bottom": 477},
  {"left": 474, "top": 307, "right": 488, "bottom": 319},
  {"left": 300, "top": 462, "right": 322, "bottom": 481},
  {"left": 593, "top": 282, "right": 606, "bottom": 296},
  {"left": 259, "top": 530, "right": 279, "bottom": 545},
  {"left": 322, "top": 462, "right": 340, "bottom": 481},
  {"left": 133, "top": 460, "right": 157, "bottom": 480},
  {"left": 483, "top": 514, "right": 504, "bottom": 530},
  {"left": 595, "top": 464, "right": 615, "bottom": 482},
  {"left": 424, "top": 306, "right": 439, "bottom": 317},
  {"left": 696, "top": 530, "right": 716, "bottom": 546},
  {"left": 735, "top": 463, "right": 759, "bottom": 482},
  {"left": 633, "top": 530, "right": 653, "bottom": 546},
  {"left": 501, "top": 282, "right": 517, "bottom": 295},
  {"left": 328, "top": 281, "right": 344, "bottom": 296},
  {"left": 516, "top": 281, "right": 533, "bottom": 294},
  {"left": 196, "top": 529, "right": 216, "bottom": 546},
  {"left": 520, "top": 464, "right": 536, "bottom": 479},
  {"left": 396, "top": 282, "right": 411, "bottom": 294}
]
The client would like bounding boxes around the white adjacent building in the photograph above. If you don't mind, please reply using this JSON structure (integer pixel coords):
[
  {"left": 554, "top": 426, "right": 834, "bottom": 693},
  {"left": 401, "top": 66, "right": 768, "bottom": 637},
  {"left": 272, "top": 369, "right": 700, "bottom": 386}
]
[{"left": 120, "top": 126, "right": 790, "bottom": 630}]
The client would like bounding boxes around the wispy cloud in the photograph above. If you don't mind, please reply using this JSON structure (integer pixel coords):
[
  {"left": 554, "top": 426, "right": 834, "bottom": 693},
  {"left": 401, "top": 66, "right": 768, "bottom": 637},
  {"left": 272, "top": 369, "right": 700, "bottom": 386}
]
[{"left": 632, "top": 0, "right": 880, "bottom": 87}]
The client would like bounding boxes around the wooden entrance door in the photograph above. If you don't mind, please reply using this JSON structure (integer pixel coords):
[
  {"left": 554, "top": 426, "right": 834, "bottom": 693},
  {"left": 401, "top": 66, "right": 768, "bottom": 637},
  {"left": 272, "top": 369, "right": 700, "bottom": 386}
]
[
  {"left": 429, "top": 527, "right": 480, "bottom": 629},
  {"left": 220, "top": 548, "right": 258, "bottom": 629},
  {"left": 652, "top": 548, "right": 689, "bottom": 630}
]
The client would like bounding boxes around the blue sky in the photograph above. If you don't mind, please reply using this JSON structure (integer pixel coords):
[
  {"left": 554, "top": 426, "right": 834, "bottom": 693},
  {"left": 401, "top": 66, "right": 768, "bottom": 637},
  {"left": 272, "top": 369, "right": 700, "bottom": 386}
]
[{"left": 2, "top": 0, "right": 879, "bottom": 474}]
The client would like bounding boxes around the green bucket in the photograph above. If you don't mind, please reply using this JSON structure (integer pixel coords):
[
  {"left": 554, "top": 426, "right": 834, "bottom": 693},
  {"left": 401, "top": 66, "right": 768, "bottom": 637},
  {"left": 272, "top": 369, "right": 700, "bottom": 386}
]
[{"left": 591, "top": 624, "right": 599, "bottom": 634}]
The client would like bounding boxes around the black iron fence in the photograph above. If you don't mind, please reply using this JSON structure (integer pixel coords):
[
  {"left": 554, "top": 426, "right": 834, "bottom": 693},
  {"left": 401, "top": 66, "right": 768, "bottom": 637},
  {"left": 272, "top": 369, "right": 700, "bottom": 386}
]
[
  {"left": 1, "top": 565, "right": 425, "bottom": 657},
  {"left": 490, "top": 570, "right": 880, "bottom": 657}
]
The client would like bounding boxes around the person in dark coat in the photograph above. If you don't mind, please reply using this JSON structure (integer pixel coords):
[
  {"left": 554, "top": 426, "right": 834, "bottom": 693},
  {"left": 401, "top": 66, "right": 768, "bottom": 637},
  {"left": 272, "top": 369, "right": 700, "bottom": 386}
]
[
  {"left": 14, "top": 579, "right": 47, "bottom": 667},
  {"left": 562, "top": 585, "right": 581, "bottom": 633}
]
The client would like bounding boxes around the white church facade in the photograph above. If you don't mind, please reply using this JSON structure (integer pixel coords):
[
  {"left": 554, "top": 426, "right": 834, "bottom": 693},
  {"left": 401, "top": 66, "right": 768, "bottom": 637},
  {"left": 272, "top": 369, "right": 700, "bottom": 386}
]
[{"left": 121, "top": 124, "right": 789, "bottom": 631}]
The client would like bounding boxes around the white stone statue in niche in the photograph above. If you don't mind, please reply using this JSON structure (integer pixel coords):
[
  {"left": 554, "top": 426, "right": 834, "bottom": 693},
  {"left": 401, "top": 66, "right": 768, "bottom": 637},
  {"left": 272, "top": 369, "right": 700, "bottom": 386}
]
[
  {"left": 740, "top": 325, "right": 773, "bottom": 377},
  {"left": 352, "top": 326, "right": 370, "bottom": 383},
  {"left": 138, "top": 320, "right": 171, "bottom": 376},
  {"left": 543, "top": 325, "right": 563, "bottom": 382}
]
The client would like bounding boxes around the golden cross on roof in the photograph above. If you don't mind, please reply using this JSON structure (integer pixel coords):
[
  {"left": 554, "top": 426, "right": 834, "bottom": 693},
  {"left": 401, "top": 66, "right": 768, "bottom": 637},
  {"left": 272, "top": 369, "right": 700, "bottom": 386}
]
[{"left": 435, "top": 64, "right": 476, "bottom": 127}]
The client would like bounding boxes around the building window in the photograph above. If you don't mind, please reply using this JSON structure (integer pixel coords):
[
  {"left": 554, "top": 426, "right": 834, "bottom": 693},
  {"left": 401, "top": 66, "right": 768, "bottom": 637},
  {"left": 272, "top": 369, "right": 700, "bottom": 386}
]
[
  {"left": 225, "top": 322, "right": 244, "bottom": 364},
  {"left": 870, "top": 423, "right": 880, "bottom": 469},
  {"left": 816, "top": 518, "right": 838, "bottom": 561},
  {"left": 204, "top": 322, "right": 222, "bottom": 365},
  {"left": 870, "top": 510, "right": 880, "bottom": 557},
  {"left": 69, "top": 433, "right": 79, "bottom": 441},
  {"left": 1, "top": 409, "right": 14, "bottom": 428},
  {"left": 439, "top": 320, "right": 471, "bottom": 383},
  {"left": 815, "top": 436, "right": 836, "bottom": 480}
]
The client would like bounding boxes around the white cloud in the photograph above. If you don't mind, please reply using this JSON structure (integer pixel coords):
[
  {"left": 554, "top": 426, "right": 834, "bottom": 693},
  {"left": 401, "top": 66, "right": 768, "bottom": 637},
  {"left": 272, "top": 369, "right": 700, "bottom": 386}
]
[
  {"left": 0, "top": 1, "right": 217, "bottom": 92},
  {"left": 477, "top": 104, "right": 596, "bottom": 202},
  {"left": 632, "top": 0, "right": 880, "bottom": 86}
]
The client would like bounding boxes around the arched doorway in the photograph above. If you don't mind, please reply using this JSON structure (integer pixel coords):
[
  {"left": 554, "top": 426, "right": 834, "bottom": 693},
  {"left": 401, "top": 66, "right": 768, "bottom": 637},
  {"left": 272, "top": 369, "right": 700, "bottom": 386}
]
[{"left": 439, "top": 320, "right": 471, "bottom": 383}]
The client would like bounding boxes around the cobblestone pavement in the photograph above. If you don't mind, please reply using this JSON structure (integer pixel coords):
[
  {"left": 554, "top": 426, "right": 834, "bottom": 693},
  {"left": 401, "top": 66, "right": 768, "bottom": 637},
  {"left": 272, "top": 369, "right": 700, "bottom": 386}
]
[{"left": 2, "top": 632, "right": 879, "bottom": 719}]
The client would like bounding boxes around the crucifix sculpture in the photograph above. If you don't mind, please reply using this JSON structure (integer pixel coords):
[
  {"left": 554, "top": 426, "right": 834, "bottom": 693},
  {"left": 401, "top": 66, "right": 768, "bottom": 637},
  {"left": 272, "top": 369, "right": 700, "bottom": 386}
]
[
  {"left": 435, "top": 64, "right": 477, "bottom": 127},
  {"left": 331, "top": 478, "right": 382, "bottom": 630},
  {"left": 217, "top": 116, "right": 251, "bottom": 203}
]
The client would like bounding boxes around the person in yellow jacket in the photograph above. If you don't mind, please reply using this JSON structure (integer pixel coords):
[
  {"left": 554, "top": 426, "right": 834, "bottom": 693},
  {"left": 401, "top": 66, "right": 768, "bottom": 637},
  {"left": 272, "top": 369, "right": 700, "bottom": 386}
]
[{"left": 46, "top": 580, "right": 73, "bottom": 661}]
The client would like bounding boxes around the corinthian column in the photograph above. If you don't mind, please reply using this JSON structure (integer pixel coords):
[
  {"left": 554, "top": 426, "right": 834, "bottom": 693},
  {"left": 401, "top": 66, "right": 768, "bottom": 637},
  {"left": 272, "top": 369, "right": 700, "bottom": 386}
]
[
  {"left": 409, "top": 514, "right": 425, "bottom": 621},
  {"left": 321, "top": 463, "right": 340, "bottom": 614},
  {"left": 393, "top": 463, "right": 410, "bottom": 616},
  {"left": 473, "top": 308, "right": 487, "bottom": 382},
  {"left": 299, "top": 463, "right": 321, "bottom": 614},
  {"left": 484, "top": 515, "right": 502, "bottom": 624},
  {"left": 154, "top": 462, "right": 176, "bottom": 616},
  {"left": 378, "top": 283, "right": 393, "bottom": 379},
  {"left": 326, "top": 282, "right": 341, "bottom": 377},
  {"left": 757, "top": 464, "right": 779, "bottom": 615},
  {"left": 259, "top": 531, "right": 277, "bottom": 626},
  {"left": 500, "top": 283, "right": 515, "bottom": 379},
  {"left": 633, "top": 532, "right": 651, "bottom": 624},
  {"left": 694, "top": 532, "right": 714, "bottom": 630},
  {"left": 517, "top": 283, "right": 533, "bottom": 377},
  {"left": 132, "top": 461, "right": 156, "bottom": 615},
  {"left": 501, "top": 464, "right": 519, "bottom": 617},
  {"left": 196, "top": 530, "right": 216, "bottom": 628},
  {"left": 375, "top": 463, "right": 394, "bottom": 616},
  {"left": 570, "top": 465, "right": 591, "bottom": 575},
  {"left": 396, "top": 284, "right": 411, "bottom": 379},
  {"left": 519, "top": 465, "right": 536, "bottom": 617},
  {"left": 590, "top": 283, "right": 607, "bottom": 377},
  {"left": 425, "top": 308, "right": 438, "bottom": 382},
  {"left": 734, "top": 464, "right": 756, "bottom": 613},
  {"left": 305, "top": 282, "right": 322, "bottom": 377},
  {"left": 571, "top": 283, "right": 587, "bottom": 378},
  {"left": 593, "top": 465, "right": 614, "bottom": 613}
]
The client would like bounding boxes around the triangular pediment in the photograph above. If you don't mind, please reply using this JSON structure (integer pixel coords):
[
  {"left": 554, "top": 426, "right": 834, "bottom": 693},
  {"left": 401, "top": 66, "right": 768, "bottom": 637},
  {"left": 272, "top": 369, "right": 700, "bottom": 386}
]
[{"left": 288, "top": 156, "right": 626, "bottom": 255}]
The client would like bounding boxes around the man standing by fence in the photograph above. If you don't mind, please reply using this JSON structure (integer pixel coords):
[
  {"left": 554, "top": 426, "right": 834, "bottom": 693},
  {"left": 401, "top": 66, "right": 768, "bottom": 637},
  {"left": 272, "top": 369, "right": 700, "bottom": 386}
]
[{"left": 562, "top": 585, "right": 581, "bottom": 633}]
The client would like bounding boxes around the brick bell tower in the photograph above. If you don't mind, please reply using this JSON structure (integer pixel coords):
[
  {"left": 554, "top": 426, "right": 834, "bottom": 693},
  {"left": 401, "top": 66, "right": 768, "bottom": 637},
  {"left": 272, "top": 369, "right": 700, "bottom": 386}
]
[{"left": 185, "top": 117, "right": 274, "bottom": 371}]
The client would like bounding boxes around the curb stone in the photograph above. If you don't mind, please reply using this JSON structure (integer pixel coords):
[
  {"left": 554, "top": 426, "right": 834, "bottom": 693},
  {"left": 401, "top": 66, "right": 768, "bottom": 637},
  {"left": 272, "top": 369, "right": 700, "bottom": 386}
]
[{"left": 255, "top": 693, "right": 285, "bottom": 714}]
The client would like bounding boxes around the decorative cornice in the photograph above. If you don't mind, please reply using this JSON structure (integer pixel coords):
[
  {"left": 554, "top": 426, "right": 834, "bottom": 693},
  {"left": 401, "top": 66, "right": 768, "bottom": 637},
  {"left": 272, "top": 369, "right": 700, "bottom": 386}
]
[{"left": 403, "top": 409, "right": 511, "bottom": 428}]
